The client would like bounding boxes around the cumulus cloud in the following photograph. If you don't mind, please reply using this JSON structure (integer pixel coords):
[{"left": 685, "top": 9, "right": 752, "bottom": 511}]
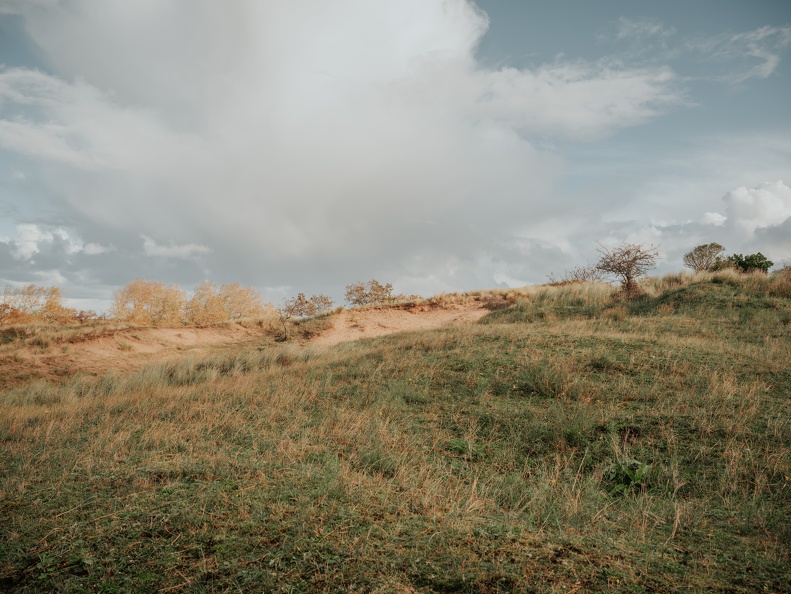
[
  {"left": 720, "top": 180, "right": 791, "bottom": 236},
  {"left": 0, "top": 0, "right": 692, "bottom": 295},
  {"left": 1, "top": 223, "right": 112, "bottom": 260},
  {"left": 625, "top": 180, "right": 791, "bottom": 270},
  {"left": 701, "top": 212, "right": 726, "bottom": 226},
  {"left": 710, "top": 180, "right": 791, "bottom": 262},
  {"left": 10, "top": 223, "right": 51, "bottom": 259},
  {"left": 0, "top": 1, "right": 788, "bottom": 298}
]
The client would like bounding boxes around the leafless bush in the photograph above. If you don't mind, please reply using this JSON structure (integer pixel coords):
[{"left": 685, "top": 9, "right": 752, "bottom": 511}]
[
  {"left": 345, "top": 280, "right": 395, "bottom": 307},
  {"left": 773, "top": 264, "right": 791, "bottom": 279},
  {"left": 595, "top": 242, "right": 659, "bottom": 296},
  {"left": 278, "top": 293, "right": 335, "bottom": 340},
  {"left": 282, "top": 293, "right": 334, "bottom": 318},
  {"left": 546, "top": 265, "right": 603, "bottom": 285}
]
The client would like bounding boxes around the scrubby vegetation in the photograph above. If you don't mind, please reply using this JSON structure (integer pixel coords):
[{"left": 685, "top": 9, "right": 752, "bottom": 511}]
[
  {"left": 683, "top": 242, "right": 725, "bottom": 272},
  {"left": 1, "top": 270, "right": 789, "bottom": 592},
  {"left": 1, "top": 279, "right": 274, "bottom": 329},
  {"left": 594, "top": 242, "right": 659, "bottom": 296},
  {"left": 344, "top": 279, "right": 420, "bottom": 307},
  {"left": 277, "top": 293, "right": 336, "bottom": 340},
  {"left": 0, "top": 285, "right": 90, "bottom": 325},
  {"left": 112, "top": 279, "right": 274, "bottom": 326}
]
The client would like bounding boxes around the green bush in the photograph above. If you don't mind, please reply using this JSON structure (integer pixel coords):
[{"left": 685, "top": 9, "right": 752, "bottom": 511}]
[{"left": 729, "top": 252, "right": 773, "bottom": 274}]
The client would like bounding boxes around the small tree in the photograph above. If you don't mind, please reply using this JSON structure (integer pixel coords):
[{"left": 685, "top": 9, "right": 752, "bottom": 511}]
[
  {"left": 41, "top": 287, "right": 78, "bottom": 323},
  {"left": 1, "top": 284, "right": 76, "bottom": 324},
  {"left": 184, "top": 281, "right": 227, "bottom": 325},
  {"left": 729, "top": 253, "right": 773, "bottom": 274},
  {"left": 3, "top": 284, "right": 47, "bottom": 320},
  {"left": 184, "top": 281, "right": 273, "bottom": 324},
  {"left": 595, "top": 242, "right": 659, "bottom": 296},
  {"left": 111, "top": 279, "right": 186, "bottom": 326},
  {"left": 218, "top": 283, "right": 272, "bottom": 320},
  {"left": 683, "top": 242, "right": 725, "bottom": 272},
  {"left": 278, "top": 293, "right": 335, "bottom": 339},
  {"left": 345, "top": 280, "right": 395, "bottom": 307}
]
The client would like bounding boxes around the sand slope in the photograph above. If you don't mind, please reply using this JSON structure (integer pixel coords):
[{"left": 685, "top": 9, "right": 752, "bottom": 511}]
[{"left": 1, "top": 302, "right": 488, "bottom": 385}]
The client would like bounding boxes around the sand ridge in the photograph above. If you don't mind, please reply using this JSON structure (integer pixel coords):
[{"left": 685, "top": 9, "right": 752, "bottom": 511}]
[
  {"left": 2, "top": 301, "right": 489, "bottom": 385},
  {"left": 312, "top": 303, "right": 488, "bottom": 346}
]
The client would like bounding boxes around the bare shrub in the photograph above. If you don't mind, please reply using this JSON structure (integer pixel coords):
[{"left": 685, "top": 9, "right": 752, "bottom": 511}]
[
  {"left": 546, "top": 265, "right": 603, "bottom": 285},
  {"left": 774, "top": 264, "right": 791, "bottom": 279},
  {"left": 595, "top": 242, "right": 659, "bottom": 297},
  {"left": 278, "top": 293, "right": 335, "bottom": 340},
  {"left": 76, "top": 310, "right": 101, "bottom": 324},
  {"left": 282, "top": 293, "right": 334, "bottom": 319},
  {"left": 345, "top": 280, "right": 395, "bottom": 307}
]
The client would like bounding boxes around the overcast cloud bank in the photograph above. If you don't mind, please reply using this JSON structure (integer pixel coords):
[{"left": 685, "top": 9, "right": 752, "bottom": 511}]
[{"left": 0, "top": 1, "right": 789, "bottom": 308}]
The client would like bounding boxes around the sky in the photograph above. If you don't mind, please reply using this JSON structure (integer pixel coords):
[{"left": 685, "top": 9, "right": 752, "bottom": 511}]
[{"left": 1, "top": 0, "right": 790, "bottom": 311}]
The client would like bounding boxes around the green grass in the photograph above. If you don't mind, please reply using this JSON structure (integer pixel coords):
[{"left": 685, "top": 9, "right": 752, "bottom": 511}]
[{"left": 1, "top": 274, "right": 789, "bottom": 592}]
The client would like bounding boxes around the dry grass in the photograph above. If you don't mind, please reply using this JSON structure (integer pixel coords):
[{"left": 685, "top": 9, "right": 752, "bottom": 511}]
[{"left": 0, "top": 274, "right": 789, "bottom": 592}]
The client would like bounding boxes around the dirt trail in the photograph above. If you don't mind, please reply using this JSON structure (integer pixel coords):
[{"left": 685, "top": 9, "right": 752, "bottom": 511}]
[
  {"left": 312, "top": 303, "right": 488, "bottom": 346},
  {"left": 1, "top": 302, "right": 488, "bottom": 386}
]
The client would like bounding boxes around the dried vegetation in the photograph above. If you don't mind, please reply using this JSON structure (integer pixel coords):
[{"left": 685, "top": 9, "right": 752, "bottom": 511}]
[{"left": 0, "top": 272, "right": 790, "bottom": 592}]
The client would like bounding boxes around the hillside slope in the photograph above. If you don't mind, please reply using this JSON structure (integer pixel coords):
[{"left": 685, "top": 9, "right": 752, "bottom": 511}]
[{"left": 1, "top": 273, "right": 789, "bottom": 592}]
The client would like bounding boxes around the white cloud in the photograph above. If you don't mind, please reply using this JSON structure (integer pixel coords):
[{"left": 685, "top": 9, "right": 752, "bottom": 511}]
[
  {"left": 0, "top": 0, "right": 57, "bottom": 15},
  {"left": 614, "top": 17, "right": 676, "bottom": 41},
  {"left": 0, "top": 118, "right": 98, "bottom": 169},
  {"left": 1, "top": 223, "right": 113, "bottom": 260},
  {"left": 34, "top": 269, "right": 67, "bottom": 285},
  {"left": 623, "top": 181, "right": 791, "bottom": 270},
  {"left": 83, "top": 242, "right": 111, "bottom": 255},
  {"left": 467, "top": 60, "right": 681, "bottom": 140},
  {"left": 142, "top": 235, "right": 210, "bottom": 259},
  {"left": 701, "top": 212, "right": 726, "bottom": 226},
  {"left": 722, "top": 180, "right": 791, "bottom": 237},
  {"left": 0, "top": 0, "right": 691, "bottom": 292},
  {"left": 2, "top": 2, "right": 789, "bottom": 294},
  {"left": 11, "top": 223, "right": 51, "bottom": 259},
  {"left": 694, "top": 25, "right": 791, "bottom": 83}
]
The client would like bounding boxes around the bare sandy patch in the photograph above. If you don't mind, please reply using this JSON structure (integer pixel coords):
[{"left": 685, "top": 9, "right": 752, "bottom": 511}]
[
  {"left": 1, "top": 302, "right": 489, "bottom": 385},
  {"left": 312, "top": 303, "right": 488, "bottom": 346}
]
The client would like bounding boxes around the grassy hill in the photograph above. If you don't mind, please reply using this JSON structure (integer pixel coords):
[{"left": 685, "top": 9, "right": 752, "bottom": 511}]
[{"left": 1, "top": 271, "right": 789, "bottom": 592}]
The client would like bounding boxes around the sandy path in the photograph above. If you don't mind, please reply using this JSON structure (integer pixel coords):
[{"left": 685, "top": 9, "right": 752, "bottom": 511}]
[
  {"left": 1, "top": 324, "right": 266, "bottom": 385},
  {"left": 2, "top": 303, "right": 489, "bottom": 385},
  {"left": 72, "top": 325, "right": 261, "bottom": 373},
  {"left": 312, "top": 303, "right": 488, "bottom": 346}
]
